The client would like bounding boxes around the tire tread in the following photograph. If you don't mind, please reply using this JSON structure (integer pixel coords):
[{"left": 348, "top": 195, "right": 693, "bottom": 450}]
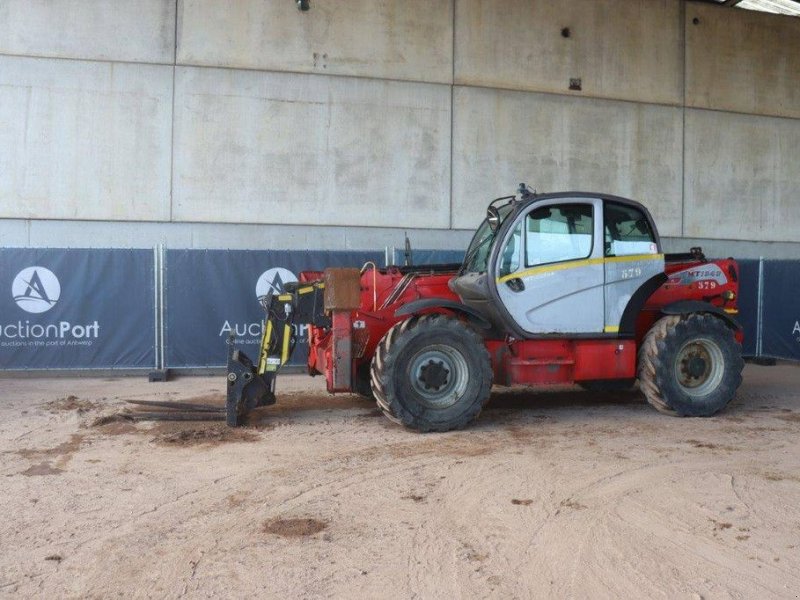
[{"left": 370, "top": 314, "right": 491, "bottom": 432}]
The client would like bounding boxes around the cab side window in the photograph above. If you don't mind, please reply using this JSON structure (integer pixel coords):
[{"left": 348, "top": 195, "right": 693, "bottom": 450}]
[
  {"left": 498, "top": 222, "right": 522, "bottom": 277},
  {"left": 603, "top": 202, "right": 657, "bottom": 257},
  {"left": 525, "top": 204, "right": 593, "bottom": 266}
]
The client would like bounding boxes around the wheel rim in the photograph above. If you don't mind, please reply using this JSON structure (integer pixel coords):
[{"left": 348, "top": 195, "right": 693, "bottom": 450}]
[
  {"left": 674, "top": 337, "right": 725, "bottom": 398},
  {"left": 408, "top": 345, "right": 469, "bottom": 409}
]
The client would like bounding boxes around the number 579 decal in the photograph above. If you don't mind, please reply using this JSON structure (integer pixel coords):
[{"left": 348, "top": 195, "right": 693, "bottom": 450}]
[{"left": 621, "top": 267, "right": 642, "bottom": 279}]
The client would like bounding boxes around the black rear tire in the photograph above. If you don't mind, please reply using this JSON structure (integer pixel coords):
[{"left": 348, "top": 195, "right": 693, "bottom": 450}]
[
  {"left": 370, "top": 314, "right": 492, "bottom": 432},
  {"left": 638, "top": 314, "right": 744, "bottom": 417}
]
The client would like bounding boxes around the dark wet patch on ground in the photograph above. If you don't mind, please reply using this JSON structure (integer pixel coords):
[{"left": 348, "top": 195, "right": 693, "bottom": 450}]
[
  {"left": 402, "top": 494, "right": 425, "bottom": 503},
  {"left": 263, "top": 517, "right": 328, "bottom": 538},
  {"left": 686, "top": 439, "right": 738, "bottom": 451},
  {"left": 13, "top": 434, "right": 86, "bottom": 468},
  {"left": 89, "top": 413, "right": 138, "bottom": 435},
  {"left": 150, "top": 423, "right": 260, "bottom": 447}
]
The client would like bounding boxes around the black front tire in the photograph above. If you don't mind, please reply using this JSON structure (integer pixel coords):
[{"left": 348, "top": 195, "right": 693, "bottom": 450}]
[
  {"left": 370, "top": 314, "right": 492, "bottom": 432},
  {"left": 638, "top": 314, "right": 744, "bottom": 417}
]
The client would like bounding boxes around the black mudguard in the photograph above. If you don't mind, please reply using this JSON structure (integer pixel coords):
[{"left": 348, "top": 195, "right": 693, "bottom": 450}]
[
  {"left": 661, "top": 300, "right": 741, "bottom": 331},
  {"left": 394, "top": 298, "right": 493, "bottom": 330}
]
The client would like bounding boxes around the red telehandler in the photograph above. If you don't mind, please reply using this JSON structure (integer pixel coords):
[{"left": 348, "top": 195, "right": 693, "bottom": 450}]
[{"left": 223, "top": 185, "right": 744, "bottom": 431}]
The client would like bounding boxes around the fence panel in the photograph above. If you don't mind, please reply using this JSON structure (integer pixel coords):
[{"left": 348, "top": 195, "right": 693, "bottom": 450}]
[
  {"left": 0, "top": 247, "right": 797, "bottom": 370},
  {"left": 760, "top": 260, "right": 800, "bottom": 361},
  {"left": 0, "top": 248, "right": 155, "bottom": 369},
  {"left": 164, "top": 249, "right": 383, "bottom": 368}
]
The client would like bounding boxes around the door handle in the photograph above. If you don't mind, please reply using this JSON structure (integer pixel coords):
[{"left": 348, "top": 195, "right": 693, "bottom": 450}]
[{"left": 505, "top": 277, "right": 525, "bottom": 292}]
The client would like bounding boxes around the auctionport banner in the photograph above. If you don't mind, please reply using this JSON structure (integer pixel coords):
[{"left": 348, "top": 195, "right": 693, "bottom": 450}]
[
  {"left": 760, "top": 261, "right": 800, "bottom": 361},
  {"left": 0, "top": 248, "right": 154, "bottom": 369},
  {"left": 164, "top": 249, "right": 383, "bottom": 368}
]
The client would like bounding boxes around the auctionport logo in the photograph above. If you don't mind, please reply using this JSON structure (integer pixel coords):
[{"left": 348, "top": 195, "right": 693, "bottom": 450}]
[
  {"left": 2, "top": 265, "right": 100, "bottom": 346},
  {"left": 255, "top": 267, "right": 298, "bottom": 302},
  {"left": 219, "top": 267, "right": 306, "bottom": 343},
  {"left": 12, "top": 267, "right": 60, "bottom": 314}
]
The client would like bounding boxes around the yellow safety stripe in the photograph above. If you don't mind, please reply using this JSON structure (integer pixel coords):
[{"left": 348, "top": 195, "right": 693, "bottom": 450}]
[
  {"left": 723, "top": 308, "right": 739, "bottom": 314},
  {"left": 497, "top": 257, "right": 605, "bottom": 283},
  {"left": 295, "top": 283, "right": 325, "bottom": 294},
  {"left": 257, "top": 320, "right": 273, "bottom": 375},
  {"left": 602, "top": 253, "right": 664, "bottom": 264},
  {"left": 281, "top": 324, "right": 291, "bottom": 364},
  {"left": 603, "top": 325, "right": 620, "bottom": 333},
  {"left": 278, "top": 294, "right": 292, "bottom": 301},
  {"left": 496, "top": 254, "right": 664, "bottom": 284}
]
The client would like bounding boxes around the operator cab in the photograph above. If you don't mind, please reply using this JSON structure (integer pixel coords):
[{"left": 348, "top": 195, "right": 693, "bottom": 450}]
[{"left": 451, "top": 188, "right": 664, "bottom": 338}]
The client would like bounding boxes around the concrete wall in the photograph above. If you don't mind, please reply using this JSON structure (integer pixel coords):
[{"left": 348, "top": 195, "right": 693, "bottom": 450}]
[
  {"left": 455, "top": 0, "right": 683, "bottom": 105},
  {"left": 0, "top": 0, "right": 798, "bottom": 258},
  {"left": 685, "top": 109, "right": 800, "bottom": 243},
  {"left": 0, "top": 56, "right": 173, "bottom": 221},
  {"left": 172, "top": 67, "right": 451, "bottom": 228},
  {"left": 0, "top": 0, "right": 175, "bottom": 63},
  {"left": 452, "top": 86, "right": 684, "bottom": 235},
  {"left": 685, "top": 2, "right": 800, "bottom": 119},
  {"left": 177, "top": 0, "right": 453, "bottom": 83}
]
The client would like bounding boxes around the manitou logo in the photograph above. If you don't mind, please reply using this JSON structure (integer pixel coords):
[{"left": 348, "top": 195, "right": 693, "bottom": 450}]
[
  {"left": 12, "top": 267, "right": 61, "bottom": 314},
  {"left": 255, "top": 267, "right": 298, "bottom": 302},
  {"left": 793, "top": 321, "right": 800, "bottom": 342}
]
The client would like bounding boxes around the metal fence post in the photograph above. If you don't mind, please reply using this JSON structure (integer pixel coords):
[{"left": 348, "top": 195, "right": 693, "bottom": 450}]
[
  {"left": 148, "top": 244, "right": 168, "bottom": 381},
  {"left": 152, "top": 246, "right": 160, "bottom": 371},
  {"left": 756, "top": 257, "right": 764, "bottom": 358}
]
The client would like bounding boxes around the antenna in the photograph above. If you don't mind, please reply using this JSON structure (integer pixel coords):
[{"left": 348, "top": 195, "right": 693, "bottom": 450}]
[
  {"left": 517, "top": 182, "right": 536, "bottom": 200},
  {"left": 404, "top": 232, "right": 413, "bottom": 267}
]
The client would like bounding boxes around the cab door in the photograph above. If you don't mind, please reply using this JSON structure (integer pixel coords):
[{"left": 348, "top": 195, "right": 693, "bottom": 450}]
[
  {"left": 495, "top": 199, "right": 604, "bottom": 334},
  {"left": 602, "top": 201, "right": 664, "bottom": 332}
]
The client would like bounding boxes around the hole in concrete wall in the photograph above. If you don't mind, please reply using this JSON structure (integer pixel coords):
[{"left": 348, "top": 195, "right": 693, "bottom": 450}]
[
  {"left": 569, "top": 78, "right": 582, "bottom": 91},
  {"left": 561, "top": 27, "right": 571, "bottom": 38},
  {"left": 692, "top": 17, "right": 700, "bottom": 25}
]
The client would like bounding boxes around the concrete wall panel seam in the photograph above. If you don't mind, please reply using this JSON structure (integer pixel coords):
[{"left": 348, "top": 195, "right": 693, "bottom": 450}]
[{"left": 0, "top": 51, "right": 173, "bottom": 68}]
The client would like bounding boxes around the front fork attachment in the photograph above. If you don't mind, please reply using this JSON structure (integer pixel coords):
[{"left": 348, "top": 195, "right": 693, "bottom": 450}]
[
  {"left": 225, "top": 290, "right": 297, "bottom": 426},
  {"left": 225, "top": 335, "right": 277, "bottom": 426},
  {"left": 225, "top": 283, "right": 327, "bottom": 426}
]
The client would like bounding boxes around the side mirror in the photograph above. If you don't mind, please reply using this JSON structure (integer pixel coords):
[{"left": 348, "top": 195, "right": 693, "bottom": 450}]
[{"left": 487, "top": 206, "right": 501, "bottom": 232}]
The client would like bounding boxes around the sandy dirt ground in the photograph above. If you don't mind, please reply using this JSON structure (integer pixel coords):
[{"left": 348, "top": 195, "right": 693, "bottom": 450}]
[{"left": 1, "top": 365, "right": 799, "bottom": 599}]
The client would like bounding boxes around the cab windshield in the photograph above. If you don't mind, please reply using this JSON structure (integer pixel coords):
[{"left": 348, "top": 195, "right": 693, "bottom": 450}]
[{"left": 461, "top": 203, "right": 515, "bottom": 274}]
